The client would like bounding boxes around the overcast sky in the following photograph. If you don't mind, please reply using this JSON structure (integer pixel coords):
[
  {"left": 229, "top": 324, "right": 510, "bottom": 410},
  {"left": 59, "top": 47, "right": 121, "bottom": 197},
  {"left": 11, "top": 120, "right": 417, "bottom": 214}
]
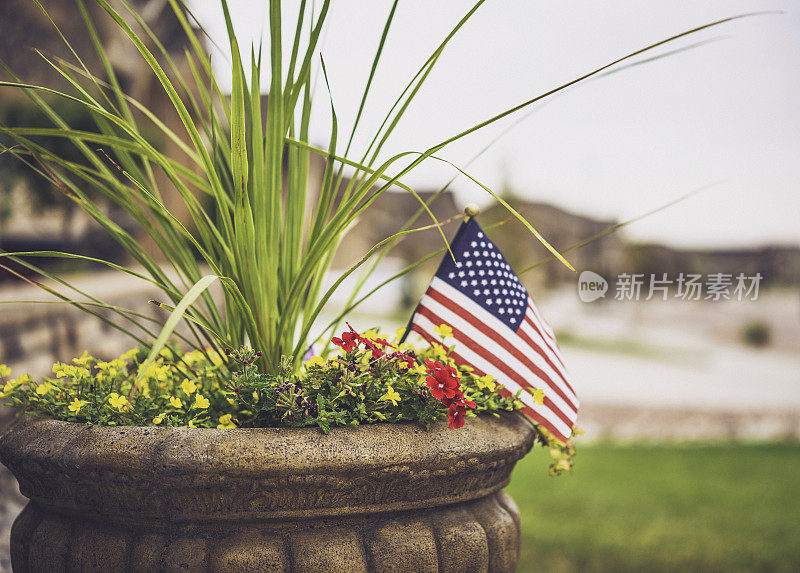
[{"left": 189, "top": 1, "right": 799, "bottom": 249}]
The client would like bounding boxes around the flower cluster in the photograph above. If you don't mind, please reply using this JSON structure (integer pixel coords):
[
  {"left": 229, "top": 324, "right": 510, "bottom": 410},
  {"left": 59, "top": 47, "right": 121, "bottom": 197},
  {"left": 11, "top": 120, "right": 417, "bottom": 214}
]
[
  {"left": 0, "top": 325, "right": 547, "bottom": 439},
  {"left": 224, "top": 345, "right": 263, "bottom": 364},
  {"left": 0, "top": 348, "right": 231, "bottom": 428},
  {"left": 273, "top": 378, "right": 319, "bottom": 422},
  {"left": 332, "top": 322, "right": 411, "bottom": 363},
  {"left": 423, "top": 360, "right": 475, "bottom": 429}
]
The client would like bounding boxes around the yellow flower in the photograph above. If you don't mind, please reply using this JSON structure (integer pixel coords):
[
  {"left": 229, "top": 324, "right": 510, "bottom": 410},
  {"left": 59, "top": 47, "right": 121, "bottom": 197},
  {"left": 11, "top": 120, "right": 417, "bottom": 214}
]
[
  {"left": 108, "top": 393, "right": 128, "bottom": 412},
  {"left": 72, "top": 350, "right": 93, "bottom": 367},
  {"left": 411, "top": 363, "right": 427, "bottom": 376},
  {"left": 3, "top": 376, "right": 20, "bottom": 396},
  {"left": 217, "top": 414, "right": 237, "bottom": 429},
  {"left": 121, "top": 348, "right": 139, "bottom": 361},
  {"left": 395, "top": 328, "right": 406, "bottom": 342},
  {"left": 154, "top": 364, "right": 170, "bottom": 383},
  {"left": 304, "top": 356, "right": 325, "bottom": 369},
  {"left": 432, "top": 342, "right": 448, "bottom": 359},
  {"left": 181, "top": 379, "right": 197, "bottom": 395},
  {"left": 555, "top": 459, "right": 571, "bottom": 472},
  {"left": 252, "top": 390, "right": 259, "bottom": 401},
  {"left": 434, "top": 324, "right": 453, "bottom": 339},
  {"left": 381, "top": 386, "right": 401, "bottom": 406},
  {"left": 152, "top": 415, "right": 164, "bottom": 425},
  {"left": 209, "top": 351, "right": 223, "bottom": 366},
  {"left": 68, "top": 398, "right": 84, "bottom": 413},
  {"left": 98, "top": 360, "right": 123, "bottom": 379},
  {"left": 35, "top": 382, "right": 53, "bottom": 395},
  {"left": 140, "top": 363, "right": 170, "bottom": 383},
  {"left": 193, "top": 394, "right": 210, "bottom": 409},
  {"left": 0, "top": 364, "right": 10, "bottom": 379},
  {"left": 2, "top": 374, "right": 28, "bottom": 396},
  {"left": 183, "top": 350, "right": 205, "bottom": 366},
  {"left": 531, "top": 388, "right": 545, "bottom": 406},
  {"left": 169, "top": 396, "right": 183, "bottom": 409},
  {"left": 476, "top": 374, "right": 497, "bottom": 392},
  {"left": 55, "top": 364, "right": 90, "bottom": 381},
  {"left": 362, "top": 329, "right": 378, "bottom": 341},
  {"left": 138, "top": 363, "right": 157, "bottom": 380}
]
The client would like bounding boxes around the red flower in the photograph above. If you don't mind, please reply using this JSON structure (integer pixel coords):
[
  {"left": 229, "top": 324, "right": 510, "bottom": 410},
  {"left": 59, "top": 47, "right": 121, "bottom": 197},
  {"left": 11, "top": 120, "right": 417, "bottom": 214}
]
[
  {"left": 424, "top": 359, "right": 476, "bottom": 429},
  {"left": 441, "top": 393, "right": 475, "bottom": 409},
  {"left": 448, "top": 403, "right": 467, "bottom": 429},
  {"left": 349, "top": 333, "right": 395, "bottom": 360},
  {"left": 395, "top": 353, "right": 415, "bottom": 368},
  {"left": 362, "top": 336, "right": 394, "bottom": 359},
  {"left": 446, "top": 394, "right": 475, "bottom": 429},
  {"left": 332, "top": 323, "right": 361, "bottom": 352},
  {"left": 424, "top": 360, "right": 461, "bottom": 401}
]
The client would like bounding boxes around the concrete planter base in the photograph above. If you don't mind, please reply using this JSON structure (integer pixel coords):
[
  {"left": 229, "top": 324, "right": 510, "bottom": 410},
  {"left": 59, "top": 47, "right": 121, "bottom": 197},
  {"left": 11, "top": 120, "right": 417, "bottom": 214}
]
[{"left": 0, "top": 412, "right": 535, "bottom": 572}]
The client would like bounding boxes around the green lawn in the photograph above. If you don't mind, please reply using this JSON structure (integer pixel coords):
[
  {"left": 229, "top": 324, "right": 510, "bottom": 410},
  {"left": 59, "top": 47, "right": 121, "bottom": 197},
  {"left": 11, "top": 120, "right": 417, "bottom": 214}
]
[{"left": 506, "top": 443, "right": 800, "bottom": 572}]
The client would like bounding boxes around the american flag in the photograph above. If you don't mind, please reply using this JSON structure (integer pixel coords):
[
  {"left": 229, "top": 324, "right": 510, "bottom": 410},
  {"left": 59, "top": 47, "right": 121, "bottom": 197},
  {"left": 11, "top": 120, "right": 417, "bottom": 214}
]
[{"left": 407, "top": 218, "right": 578, "bottom": 442}]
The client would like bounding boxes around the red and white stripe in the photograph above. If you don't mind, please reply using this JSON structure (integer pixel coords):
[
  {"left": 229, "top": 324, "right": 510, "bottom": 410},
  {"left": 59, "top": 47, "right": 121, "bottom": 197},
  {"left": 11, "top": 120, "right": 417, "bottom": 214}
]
[{"left": 410, "top": 278, "right": 578, "bottom": 442}]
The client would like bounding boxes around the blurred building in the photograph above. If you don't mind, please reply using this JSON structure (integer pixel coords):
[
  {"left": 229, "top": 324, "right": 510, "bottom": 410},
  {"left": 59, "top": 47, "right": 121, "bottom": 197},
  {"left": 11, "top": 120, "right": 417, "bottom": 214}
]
[
  {"left": 0, "top": 0, "right": 191, "bottom": 97},
  {"left": 329, "top": 187, "right": 460, "bottom": 269},
  {"left": 481, "top": 200, "right": 625, "bottom": 289},
  {"left": 625, "top": 243, "right": 800, "bottom": 287},
  {"left": 0, "top": 0, "right": 197, "bottom": 280}
]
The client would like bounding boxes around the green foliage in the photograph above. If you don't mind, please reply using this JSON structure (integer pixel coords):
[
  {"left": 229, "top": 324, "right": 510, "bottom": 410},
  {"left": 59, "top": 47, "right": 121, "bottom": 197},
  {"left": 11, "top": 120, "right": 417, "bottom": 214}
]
[{"left": 0, "top": 330, "right": 523, "bottom": 433}]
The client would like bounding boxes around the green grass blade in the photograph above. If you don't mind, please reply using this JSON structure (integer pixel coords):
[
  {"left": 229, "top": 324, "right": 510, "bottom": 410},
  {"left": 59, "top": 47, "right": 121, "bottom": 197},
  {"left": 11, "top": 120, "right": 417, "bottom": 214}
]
[
  {"left": 132, "top": 275, "right": 219, "bottom": 393},
  {"left": 344, "top": 0, "right": 399, "bottom": 155}
]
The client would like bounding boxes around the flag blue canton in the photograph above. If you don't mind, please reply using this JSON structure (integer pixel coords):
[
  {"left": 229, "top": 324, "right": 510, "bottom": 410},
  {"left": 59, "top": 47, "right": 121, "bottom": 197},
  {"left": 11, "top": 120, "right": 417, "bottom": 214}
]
[{"left": 436, "top": 219, "right": 529, "bottom": 331}]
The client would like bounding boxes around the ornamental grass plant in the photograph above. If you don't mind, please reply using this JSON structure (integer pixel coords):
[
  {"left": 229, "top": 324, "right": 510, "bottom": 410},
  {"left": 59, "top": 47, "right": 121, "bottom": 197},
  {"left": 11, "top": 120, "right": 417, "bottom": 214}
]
[{"left": 0, "top": 0, "right": 757, "bottom": 440}]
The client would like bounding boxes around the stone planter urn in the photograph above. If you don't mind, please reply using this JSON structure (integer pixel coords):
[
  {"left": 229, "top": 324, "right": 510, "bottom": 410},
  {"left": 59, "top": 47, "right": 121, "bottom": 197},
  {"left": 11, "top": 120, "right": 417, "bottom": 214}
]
[{"left": 0, "top": 411, "right": 535, "bottom": 572}]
